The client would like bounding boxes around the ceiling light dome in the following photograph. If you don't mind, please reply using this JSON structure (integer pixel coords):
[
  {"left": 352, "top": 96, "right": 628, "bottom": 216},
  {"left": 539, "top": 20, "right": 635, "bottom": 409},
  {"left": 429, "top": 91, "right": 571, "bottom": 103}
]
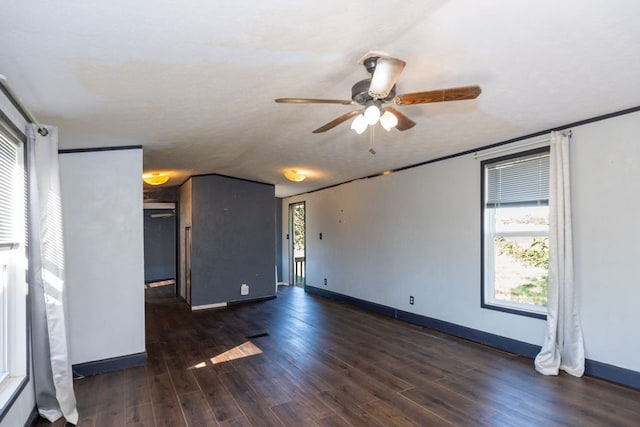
[
  {"left": 143, "top": 172, "right": 169, "bottom": 186},
  {"left": 284, "top": 169, "right": 306, "bottom": 182}
]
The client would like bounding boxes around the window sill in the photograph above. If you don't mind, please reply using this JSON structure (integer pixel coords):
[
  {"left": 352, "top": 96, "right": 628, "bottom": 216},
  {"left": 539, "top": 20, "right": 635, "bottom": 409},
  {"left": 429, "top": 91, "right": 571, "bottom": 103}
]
[
  {"left": 0, "top": 375, "right": 28, "bottom": 421},
  {"left": 482, "top": 300, "right": 547, "bottom": 320}
]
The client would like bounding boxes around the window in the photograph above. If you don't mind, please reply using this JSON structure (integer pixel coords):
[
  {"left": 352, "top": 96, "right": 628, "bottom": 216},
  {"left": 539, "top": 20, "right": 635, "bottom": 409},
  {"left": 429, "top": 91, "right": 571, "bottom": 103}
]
[
  {"left": 481, "top": 148, "right": 549, "bottom": 318},
  {"left": 0, "top": 122, "right": 28, "bottom": 417}
]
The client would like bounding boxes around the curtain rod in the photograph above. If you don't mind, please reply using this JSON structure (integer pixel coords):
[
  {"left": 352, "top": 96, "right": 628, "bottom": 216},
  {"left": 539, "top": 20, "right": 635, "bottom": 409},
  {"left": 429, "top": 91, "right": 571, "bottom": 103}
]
[
  {"left": 0, "top": 74, "right": 48, "bottom": 136},
  {"left": 473, "top": 130, "right": 572, "bottom": 160}
]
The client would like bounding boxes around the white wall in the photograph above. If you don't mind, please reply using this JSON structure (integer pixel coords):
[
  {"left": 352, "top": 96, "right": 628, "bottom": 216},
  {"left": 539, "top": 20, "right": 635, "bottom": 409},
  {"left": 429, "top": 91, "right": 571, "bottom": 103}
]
[
  {"left": 60, "top": 148, "right": 146, "bottom": 365},
  {"left": 570, "top": 112, "right": 640, "bottom": 371},
  {"left": 282, "top": 110, "right": 640, "bottom": 373}
]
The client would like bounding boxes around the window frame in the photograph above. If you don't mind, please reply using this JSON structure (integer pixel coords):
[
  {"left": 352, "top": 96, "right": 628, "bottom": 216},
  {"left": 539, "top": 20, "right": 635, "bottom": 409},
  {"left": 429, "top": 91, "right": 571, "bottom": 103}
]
[
  {"left": 480, "top": 147, "right": 549, "bottom": 319},
  {"left": 0, "top": 117, "right": 29, "bottom": 423}
]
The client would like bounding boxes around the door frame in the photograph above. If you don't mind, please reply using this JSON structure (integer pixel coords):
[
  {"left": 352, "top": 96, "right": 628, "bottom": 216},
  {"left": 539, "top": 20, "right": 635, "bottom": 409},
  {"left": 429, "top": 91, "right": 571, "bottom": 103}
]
[
  {"left": 184, "top": 226, "right": 192, "bottom": 305},
  {"left": 288, "top": 201, "right": 306, "bottom": 286}
]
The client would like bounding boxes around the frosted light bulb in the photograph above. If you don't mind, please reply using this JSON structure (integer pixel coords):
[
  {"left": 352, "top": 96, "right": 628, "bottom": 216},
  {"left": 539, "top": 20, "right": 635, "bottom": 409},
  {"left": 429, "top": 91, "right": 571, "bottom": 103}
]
[
  {"left": 364, "top": 104, "right": 381, "bottom": 125},
  {"left": 379, "top": 110, "right": 398, "bottom": 131},
  {"left": 351, "top": 114, "right": 367, "bottom": 134}
]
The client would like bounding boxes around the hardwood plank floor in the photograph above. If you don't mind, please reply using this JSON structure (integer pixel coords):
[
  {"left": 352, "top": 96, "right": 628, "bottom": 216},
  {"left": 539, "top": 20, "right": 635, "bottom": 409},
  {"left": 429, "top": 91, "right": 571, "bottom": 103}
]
[{"left": 33, "top": 285, "right": 640, "bottom": 426}]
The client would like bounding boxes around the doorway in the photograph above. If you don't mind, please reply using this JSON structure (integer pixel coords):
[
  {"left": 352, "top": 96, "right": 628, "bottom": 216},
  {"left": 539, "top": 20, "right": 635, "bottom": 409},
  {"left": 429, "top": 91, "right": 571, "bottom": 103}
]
[
  {"left": 288, "top": 201, "right": 306, "bottom": 286},
  {"left": 143, "top": 205, "right": 176, "bottom": 289}
]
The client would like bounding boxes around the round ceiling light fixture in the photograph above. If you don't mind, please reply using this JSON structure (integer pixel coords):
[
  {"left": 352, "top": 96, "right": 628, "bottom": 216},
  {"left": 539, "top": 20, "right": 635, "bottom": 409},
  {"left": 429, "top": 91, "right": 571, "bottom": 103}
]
[
  {"left": 284, "top": 169, "right": 306, "bottom": 182},
  {"left": 143, "top": 172, "right": 170, "bottom": 186}
]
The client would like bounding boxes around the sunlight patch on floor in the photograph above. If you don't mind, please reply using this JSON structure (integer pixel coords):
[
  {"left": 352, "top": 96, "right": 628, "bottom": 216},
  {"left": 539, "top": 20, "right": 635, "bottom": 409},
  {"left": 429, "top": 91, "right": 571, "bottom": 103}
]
[
  {"left": 210, "top": 341, "right": 263, "bottom": 365},
  {"left": 190, "top": 341, "right": 264, "bottom": 369},
  {"left": 145, "top": 279, "right": 175, "bottom": 288}
]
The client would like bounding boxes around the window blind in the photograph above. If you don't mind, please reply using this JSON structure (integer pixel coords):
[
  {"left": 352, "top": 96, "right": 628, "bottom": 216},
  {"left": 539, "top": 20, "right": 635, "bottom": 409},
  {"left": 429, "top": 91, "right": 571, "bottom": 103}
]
[
  {"left": 0, "top": 131, "right": 18, "bottom": 247},
  {"left": 485, "top": 152, "right": 550, "bottom": 207}
]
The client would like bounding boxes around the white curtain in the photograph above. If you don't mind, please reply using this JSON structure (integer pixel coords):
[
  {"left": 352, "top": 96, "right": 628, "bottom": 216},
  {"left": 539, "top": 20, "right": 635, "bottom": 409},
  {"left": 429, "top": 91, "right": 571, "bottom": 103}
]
[
  {"left": 534, "top": 130, "right": 585, "bottom": 377},
  {"left": 27, "top": 124, "right": 79, "bottom": 424}
]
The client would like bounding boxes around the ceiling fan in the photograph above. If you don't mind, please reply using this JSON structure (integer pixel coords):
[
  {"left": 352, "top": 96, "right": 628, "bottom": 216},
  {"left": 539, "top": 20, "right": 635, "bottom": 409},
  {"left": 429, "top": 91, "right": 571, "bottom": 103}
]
[{"left": 275, "top": 52, "right": 481, "bottom": 134}]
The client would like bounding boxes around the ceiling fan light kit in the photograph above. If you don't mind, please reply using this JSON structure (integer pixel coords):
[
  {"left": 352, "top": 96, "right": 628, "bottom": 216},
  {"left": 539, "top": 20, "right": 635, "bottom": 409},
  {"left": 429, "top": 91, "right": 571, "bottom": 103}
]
[{"left": 275, "top": 52, "right": 481, "bottom": 136}]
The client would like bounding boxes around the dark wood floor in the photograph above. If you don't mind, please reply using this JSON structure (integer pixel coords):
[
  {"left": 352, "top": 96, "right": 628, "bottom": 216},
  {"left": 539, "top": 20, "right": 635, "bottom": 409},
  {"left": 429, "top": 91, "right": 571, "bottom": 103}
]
[{"left": 35, "top": 285, "right": 640, "bottom": 426}]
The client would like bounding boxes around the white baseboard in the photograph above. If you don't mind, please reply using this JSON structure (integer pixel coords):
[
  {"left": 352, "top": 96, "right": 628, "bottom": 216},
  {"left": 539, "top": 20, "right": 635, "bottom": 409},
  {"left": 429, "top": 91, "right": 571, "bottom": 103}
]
[{"left": 191, "top": 302, "right": 227, "bottom": 311}]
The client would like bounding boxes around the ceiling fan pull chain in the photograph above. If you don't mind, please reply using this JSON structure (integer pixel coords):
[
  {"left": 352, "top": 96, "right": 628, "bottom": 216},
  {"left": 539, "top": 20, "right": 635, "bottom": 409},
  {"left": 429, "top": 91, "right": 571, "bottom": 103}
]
[{"left": 369, "top": 126, "right": 376, "bottom": 155}]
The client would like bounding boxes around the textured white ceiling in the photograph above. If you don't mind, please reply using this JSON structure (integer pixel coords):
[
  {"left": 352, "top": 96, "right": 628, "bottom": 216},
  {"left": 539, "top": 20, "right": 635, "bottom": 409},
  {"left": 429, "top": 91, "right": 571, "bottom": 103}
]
[{"left": 2, "top": 1, "right": 640, "bottom": 197}]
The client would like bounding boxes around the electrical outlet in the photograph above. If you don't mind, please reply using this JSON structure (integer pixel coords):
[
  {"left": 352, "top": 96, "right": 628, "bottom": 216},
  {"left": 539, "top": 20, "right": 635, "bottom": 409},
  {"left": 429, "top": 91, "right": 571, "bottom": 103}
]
[
  {"left": 409, "top": 296, "right": 414, "bottom": 305},
  {"left": 324, "top": 278, "right": 327, "bottom": 286}
]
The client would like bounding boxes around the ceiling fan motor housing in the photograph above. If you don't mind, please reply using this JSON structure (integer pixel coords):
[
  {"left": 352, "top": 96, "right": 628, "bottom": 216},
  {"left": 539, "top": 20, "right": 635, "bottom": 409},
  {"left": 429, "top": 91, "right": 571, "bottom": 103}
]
[{"left": 352, "top": 79, "right": 396, "bottom": 104}]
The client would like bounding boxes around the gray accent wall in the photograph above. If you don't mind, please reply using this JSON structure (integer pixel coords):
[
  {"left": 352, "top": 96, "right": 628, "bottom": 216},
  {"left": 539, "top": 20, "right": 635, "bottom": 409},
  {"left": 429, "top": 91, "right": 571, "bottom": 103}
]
[{"left": 189, "top": 175, "right": 276, "bottom": 306}]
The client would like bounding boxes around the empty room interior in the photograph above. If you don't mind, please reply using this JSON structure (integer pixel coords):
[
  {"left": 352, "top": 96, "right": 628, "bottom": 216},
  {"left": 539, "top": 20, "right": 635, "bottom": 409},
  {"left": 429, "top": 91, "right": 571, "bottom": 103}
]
[{"left": 2, "top": 1, "right": 640, "bottom": 426}]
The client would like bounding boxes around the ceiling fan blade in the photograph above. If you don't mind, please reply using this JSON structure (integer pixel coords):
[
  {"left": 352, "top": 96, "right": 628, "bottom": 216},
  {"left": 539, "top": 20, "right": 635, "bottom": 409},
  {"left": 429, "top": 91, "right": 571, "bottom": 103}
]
[
  {"left": 275, "top": 98, "right": 353, "bottom": 105},
  {"left": 312, "top": 110, "right": 361, "bottom": 133},
  {"left": 368, "top": 57, "right": 406, "bottom": 99},
  {"left": 393, "top": 85, "right": 481, "bottom": 105},
  {"left": 385, "top": 107, "right": 416, "bottom": 131}
]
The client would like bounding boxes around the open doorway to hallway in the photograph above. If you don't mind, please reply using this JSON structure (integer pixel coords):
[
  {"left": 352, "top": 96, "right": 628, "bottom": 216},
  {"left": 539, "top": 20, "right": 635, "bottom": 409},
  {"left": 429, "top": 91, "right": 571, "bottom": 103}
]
[
  {"left": 288, "top": 201, "right": 305, "bottom": 287},
  {"left": 143, "top": 203, "right": 176, "bottom": 291}
]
